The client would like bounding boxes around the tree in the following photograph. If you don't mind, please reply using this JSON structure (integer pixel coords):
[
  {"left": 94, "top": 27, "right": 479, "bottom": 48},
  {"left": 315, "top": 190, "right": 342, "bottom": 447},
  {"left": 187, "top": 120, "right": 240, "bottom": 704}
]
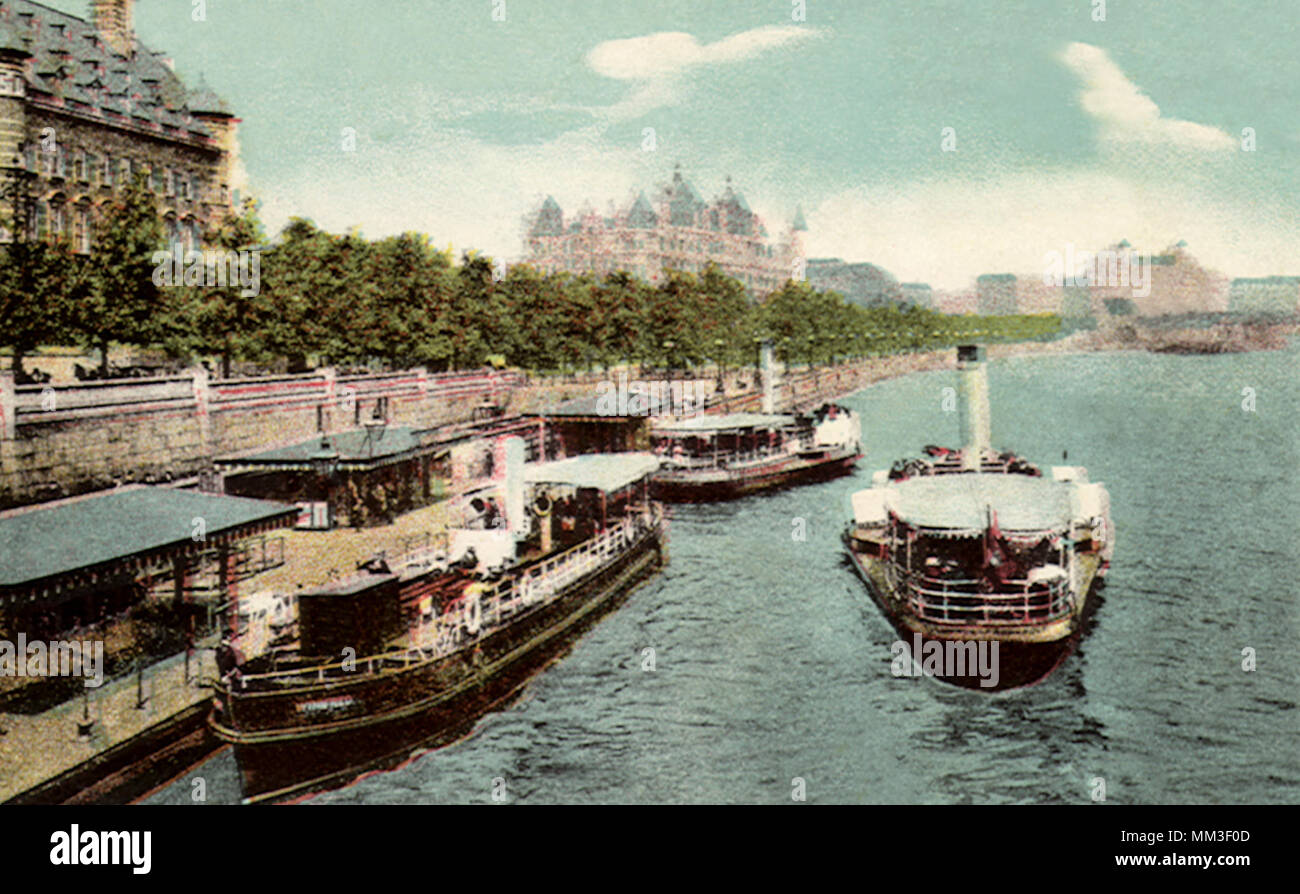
[
  {"left": 0, "top": 169, "right": 87, "bottom": 379},
  {"left": 79, "top": 172, "right": 165, "bottom": 374},
  {"left": 167, "top": 198, "right": 269, "bottom": 376}
]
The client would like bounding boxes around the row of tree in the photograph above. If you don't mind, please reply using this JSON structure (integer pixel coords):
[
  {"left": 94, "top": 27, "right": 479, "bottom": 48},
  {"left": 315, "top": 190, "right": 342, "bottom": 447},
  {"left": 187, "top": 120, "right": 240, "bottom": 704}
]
[{"left": 0, "top": 178, "right": 1061, "bottom": 378}]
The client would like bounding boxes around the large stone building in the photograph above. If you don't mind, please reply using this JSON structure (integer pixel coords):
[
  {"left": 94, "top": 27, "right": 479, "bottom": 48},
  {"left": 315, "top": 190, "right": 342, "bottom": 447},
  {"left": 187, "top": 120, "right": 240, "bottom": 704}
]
[
  {"left": 522, "top": 167, "right": 804, "bottom": 295},
  {"left": 974, "top": 241, "right": 1230, "bottom": 318},
  {"left": 0, "top": 0, "right": 239, "bottom": 252},
  {"left": 804, "top": 257, "right": 905, "bottom": 308}
]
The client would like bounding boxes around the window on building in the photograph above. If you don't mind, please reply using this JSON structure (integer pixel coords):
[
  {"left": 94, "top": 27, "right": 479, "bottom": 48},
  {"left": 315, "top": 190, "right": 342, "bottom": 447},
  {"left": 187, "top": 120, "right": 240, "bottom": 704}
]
[
  {"left": 50, "top": 202, "right": 64, "bottom": 236},
  {"left": 85, "top": 152, "right": 98, "bottom": 186},
  {"left": 74, "top": 207, "right": 90, "bottom": 252},
  {"left": 34, "top": 202, "right": 46, "bottom": 235},
  {"left": 120, "top": 158, "right": 131, "bottom": 183},
  {"left": 101, "top": 154, "right": 113, "bottom": 186},
  {"left": 24, "top": 144, "right": 34, "bottom": 172},
  {"left": 152, "top": 167, "right": 164, "bottom": 194}
]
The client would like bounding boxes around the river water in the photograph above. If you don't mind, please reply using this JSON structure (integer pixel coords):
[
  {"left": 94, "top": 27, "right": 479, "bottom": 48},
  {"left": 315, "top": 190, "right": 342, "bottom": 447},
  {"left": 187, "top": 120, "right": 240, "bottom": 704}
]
[{"left": 151, "top": 345, "right": 1299, "bottom": 805}]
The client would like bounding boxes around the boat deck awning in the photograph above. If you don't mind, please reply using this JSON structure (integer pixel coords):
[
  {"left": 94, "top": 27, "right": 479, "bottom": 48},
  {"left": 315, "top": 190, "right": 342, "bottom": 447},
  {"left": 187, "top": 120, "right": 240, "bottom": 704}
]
[
  {"left": 887, "top": 474, "right": 1075, "bottom": 533},
  {"left": 653, "top": 413, "right": 796, "bottom": 434},
  {"left": 524, "top": 453, "right": 661, "bottom": 493},
  {"left": 0, "top": 486, "right": 297, "bottom": 604}
]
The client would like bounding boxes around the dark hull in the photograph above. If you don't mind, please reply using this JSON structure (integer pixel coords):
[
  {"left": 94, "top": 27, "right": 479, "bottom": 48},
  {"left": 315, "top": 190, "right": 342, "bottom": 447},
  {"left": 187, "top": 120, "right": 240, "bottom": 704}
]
[
  {"left": 843, "top": 538, "right": 1099, "bottom": 691},
  {"left": 213, "top": 525, "right": 666, "bottom": 803},
  {"left": 652, "top": 451, "right": 859, "bottom": 503}
]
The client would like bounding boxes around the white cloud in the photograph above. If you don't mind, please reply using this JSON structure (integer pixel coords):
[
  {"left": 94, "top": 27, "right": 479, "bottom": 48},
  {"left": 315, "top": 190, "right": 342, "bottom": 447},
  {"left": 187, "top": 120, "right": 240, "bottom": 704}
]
[
  {"left": 1059, "top": 42, "right": 1235, "bottom": 151},
  {"left": 806, "top": 172, "right": 1298, "bottom": 291},
  {"left": 585, "top": 26, "right": 823, "bottom": 119},
  {"left": 255, "top": 126, "right": 657, "bottom": 262}
]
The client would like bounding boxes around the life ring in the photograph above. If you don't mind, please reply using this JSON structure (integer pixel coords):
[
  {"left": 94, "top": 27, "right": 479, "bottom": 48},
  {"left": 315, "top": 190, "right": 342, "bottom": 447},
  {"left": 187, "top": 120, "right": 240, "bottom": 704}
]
[
  {"left": 533, "top": 490, "right": 553, "bottom": 517},
  {"left": 463, "top": 584, "right": 484, "bottom": 635}
]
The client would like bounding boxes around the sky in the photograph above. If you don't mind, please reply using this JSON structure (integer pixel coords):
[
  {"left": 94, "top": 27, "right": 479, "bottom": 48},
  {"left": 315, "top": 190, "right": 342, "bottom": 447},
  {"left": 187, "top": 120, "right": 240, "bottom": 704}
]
[{"left": 48, "top": 0, "right": 1300, "bottom": 289}]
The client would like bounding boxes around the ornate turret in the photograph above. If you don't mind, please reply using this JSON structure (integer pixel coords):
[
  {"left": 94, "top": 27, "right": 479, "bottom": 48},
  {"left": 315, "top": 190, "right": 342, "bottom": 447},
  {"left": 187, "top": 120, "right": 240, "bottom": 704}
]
[
  {"left": 0, "top": 20, "right": 31, "bottom": 175},
  {"left": 187, "top": 78, "right": 239, "bottom": 210}
]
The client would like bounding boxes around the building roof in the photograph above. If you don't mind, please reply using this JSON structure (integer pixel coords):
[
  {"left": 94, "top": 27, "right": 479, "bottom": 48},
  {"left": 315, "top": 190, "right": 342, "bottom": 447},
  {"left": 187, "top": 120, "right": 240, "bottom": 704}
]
[
  {"left": 523, "top": 453, "right": 661, "bottom": 492},
  {"left": 627, "top": 191, "right": 657, "bottom": 229},
  {"left": 885, "top": 474, "right": 1075, "bottom": 533},
  {"left": 654, "top": 412, "right": 796, "bottom": 433},
  {"left": 0, "top": 486, "right": 296, "bottom": 591},
  {"left": 217, "top": 426, "right": 432, "bottom": 469},
  {"left": 0, "top": 0, "right": 228, "bottom": 140}
]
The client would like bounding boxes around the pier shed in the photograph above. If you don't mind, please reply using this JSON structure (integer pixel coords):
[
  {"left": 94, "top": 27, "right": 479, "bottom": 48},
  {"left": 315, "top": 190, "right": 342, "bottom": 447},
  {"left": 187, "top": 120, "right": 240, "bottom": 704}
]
[
  {"left": 0, "top": 486, "right": 297, "bottom": 646},
  {"left": 523, "top": 395, "right": 653, "bottom": 458},
  {"left": 216, "top": 425, "right": 451, "bottom": 529}
]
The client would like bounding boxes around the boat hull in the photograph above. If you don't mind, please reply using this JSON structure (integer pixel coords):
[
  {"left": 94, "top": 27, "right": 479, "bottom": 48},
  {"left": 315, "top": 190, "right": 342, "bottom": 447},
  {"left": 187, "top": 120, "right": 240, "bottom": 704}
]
[
  {"left": 652, "top": 448, "right": 859, "bottom": 502},
  {"left": 843, "top": 535, "right": 1101, "bottom": 691},
  {"left": 212, "top": 524, "right": 666, "bottom": 803}
]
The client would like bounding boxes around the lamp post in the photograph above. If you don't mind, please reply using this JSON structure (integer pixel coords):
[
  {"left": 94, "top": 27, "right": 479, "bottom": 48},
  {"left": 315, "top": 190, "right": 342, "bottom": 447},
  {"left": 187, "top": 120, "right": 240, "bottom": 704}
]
[{"left": 309, "top": 435, "right": 339, "bottom": 529}]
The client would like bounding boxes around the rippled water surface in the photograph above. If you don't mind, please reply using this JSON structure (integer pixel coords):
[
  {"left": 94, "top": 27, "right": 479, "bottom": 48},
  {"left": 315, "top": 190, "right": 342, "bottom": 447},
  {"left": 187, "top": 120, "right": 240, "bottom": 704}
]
[{"left": 152, "top": 346, "right": 1300, "bottom": 805}]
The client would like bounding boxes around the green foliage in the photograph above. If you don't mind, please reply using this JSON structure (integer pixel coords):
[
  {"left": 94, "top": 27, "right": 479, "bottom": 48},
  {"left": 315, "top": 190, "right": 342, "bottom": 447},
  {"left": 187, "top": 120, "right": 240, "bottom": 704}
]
[
  {"left": 78, "top": 173, "right": 166, "bottom": 370},
  {"left": 2, "top": 198, "right": 1064, "bottom": 376}
]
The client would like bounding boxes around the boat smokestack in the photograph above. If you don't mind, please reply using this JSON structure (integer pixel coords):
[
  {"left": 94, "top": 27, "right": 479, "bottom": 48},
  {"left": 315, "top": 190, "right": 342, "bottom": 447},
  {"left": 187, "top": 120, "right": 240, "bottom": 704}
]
[
  {"left": 760, "top": 339, "right": 776, "bottom": 414},
  {"left": 495, "top": 436, "right": 528, "bottom": 537},
  {"left": 957, "top": 345, "right": 991, "bottom": 471}
]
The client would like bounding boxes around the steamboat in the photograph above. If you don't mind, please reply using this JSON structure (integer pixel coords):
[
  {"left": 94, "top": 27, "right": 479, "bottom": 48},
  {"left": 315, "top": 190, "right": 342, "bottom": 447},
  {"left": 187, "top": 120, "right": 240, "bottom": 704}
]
[
  {"left": 209, "top": 439, "right": 667, "bottom": 803},
  {"left": 650, "top": 404, "right": 862, "bottom": 502},
  {"left": 843, "top": 346, "right": 1113, "bottom": 690}
]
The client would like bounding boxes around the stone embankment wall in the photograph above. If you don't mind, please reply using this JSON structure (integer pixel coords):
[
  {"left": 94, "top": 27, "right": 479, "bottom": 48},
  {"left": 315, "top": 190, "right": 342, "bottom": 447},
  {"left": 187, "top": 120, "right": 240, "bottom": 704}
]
[{"left": 0, "top": 368, "right": 526, "bottom": 510}]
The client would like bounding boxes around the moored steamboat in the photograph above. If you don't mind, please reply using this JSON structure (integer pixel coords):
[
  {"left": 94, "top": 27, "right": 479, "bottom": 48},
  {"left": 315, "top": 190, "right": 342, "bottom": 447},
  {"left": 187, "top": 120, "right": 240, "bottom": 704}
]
[
  {"left": 843, "top": 346, "right": 1113, "bottom": 690},
  {"left": 209, "top": 439, "right": 666, "bottom": 802},
  {"left": 650, "top": 403, "right": 862, "bottom": 502}
]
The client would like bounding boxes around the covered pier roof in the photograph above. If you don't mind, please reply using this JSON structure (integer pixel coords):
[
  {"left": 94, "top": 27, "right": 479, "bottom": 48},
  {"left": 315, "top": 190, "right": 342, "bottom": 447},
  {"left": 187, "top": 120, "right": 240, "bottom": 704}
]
[
  {"left": 215, "top": 426, "right": 444, "bottom": 471},
  {"left": 0, "top": 487, "right": 297, "bottom": 603}
]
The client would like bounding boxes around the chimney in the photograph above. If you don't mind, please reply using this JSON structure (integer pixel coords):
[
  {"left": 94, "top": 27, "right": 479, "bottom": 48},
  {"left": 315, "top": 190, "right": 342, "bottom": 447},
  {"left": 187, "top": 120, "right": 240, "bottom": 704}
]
[
  {"left": 90, "top": 0, "right": 134, "bottom": 57},
  {"left": 956, "top": 345, "right": 991, "bottom": 471}
]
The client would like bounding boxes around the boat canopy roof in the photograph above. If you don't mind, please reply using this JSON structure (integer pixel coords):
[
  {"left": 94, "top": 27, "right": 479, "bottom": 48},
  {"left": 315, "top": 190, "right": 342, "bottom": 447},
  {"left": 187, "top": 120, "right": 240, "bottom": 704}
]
[
  {"left": 887, "top": 474, "right": 1075, "bottom": 533},
  {"left": 654, "top": 413, "right": 796, "bottom": 434},
  {"left": 523, "top": 453, "right": 661, "bottom": 493}
]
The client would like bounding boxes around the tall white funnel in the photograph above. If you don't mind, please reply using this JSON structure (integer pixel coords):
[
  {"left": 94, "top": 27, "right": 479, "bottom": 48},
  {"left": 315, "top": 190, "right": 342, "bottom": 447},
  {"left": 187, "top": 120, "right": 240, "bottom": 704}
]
[
  {"left": 760, "top": 339, "right": 776, "bottom": 414},
  {"left": 957, "top": 345, "right": 991, "bottom": 471},
  {"left": 495, "top": 435, "right": 528, "bottom": 538}
]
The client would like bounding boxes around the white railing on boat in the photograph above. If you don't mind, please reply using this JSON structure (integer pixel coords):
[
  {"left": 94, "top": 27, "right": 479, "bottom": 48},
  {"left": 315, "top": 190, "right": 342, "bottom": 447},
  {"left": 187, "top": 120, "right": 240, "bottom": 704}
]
[
  {"left": 231, "top": 506, "right": 662, "bottom": 690},
  {"left": 896, "top": 570, "right": 1073, "bottom": 627}
]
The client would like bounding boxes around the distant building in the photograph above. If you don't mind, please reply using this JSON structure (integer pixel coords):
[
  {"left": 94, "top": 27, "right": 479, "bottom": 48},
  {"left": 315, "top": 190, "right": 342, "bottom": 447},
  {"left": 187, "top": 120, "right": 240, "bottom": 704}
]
[
  {"left": 0, "top": 1, "right": 241, "bottom": 252},
  {"left": 805, "top": 258, "right": 904, "bottom": 307},
  {"left": 1228, "top": 277, "right": 1300, "bottom": 315},
  {"left": 1088, "top": 240, "right": 1229, "bottom": 316},
  {"left": 976, "top": 274, "right": 1019, "bottom": 315},
  {"left": 522, "top": 167, "right": 803, "bottom": 296},
  {"left": 898, "top": 283, "right": 933, "bottom": 309}
]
